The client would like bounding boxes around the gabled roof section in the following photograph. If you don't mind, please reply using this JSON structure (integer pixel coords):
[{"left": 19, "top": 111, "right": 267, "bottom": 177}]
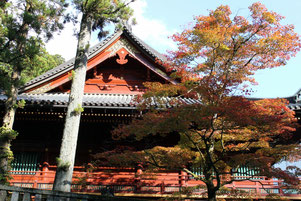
[{"left": 20, "top": 26, "right": 174, "bottom": 93}]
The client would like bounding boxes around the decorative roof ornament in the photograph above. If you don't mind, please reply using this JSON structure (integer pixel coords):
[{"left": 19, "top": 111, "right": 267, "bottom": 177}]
[{"left": 116, "top": 48, "right": 129, "bottom": 65}]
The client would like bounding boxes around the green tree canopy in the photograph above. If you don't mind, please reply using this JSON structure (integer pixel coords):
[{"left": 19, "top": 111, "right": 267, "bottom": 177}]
[
  {"left": 0, "top": 0, "right": 67, "bottom": 184},
  {"left": 21, "top": 48, "right": 65, "bottom": 83}
]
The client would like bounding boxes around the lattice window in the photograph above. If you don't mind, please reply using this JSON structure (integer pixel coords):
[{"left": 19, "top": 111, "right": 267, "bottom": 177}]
[
  {"left": 260, "top": 188, "right": 280, "bottom": 194},
  {"left": 11, "top": 152, "right": 41, "bottom": 174},
  {"left": 232, "top": 166, "right": 263, "bottom": 180},
  {"left": 190, "top": 166, "right": 263, "bottom": 180}
]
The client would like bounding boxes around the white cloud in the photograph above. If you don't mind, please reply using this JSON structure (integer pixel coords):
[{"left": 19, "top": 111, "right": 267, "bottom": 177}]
[
  {"left": 45, "top": 0, "right": 176, "bottom": 60},
  {"left": 45, "top": 22, "right": 79, "bottom": 61},
  {"left": 130, "top": 0, "right": 177, "bottom": 53}
]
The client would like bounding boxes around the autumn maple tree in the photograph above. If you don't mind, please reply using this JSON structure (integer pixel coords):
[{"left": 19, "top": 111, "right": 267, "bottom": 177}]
[{"left": 98, "top": 3, "right": 301, "bottom": 201}]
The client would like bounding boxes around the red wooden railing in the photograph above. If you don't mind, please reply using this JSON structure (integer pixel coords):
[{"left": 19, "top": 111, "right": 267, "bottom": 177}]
[{"left": 9, "top": 163, "right": 301, "bottom": 199}]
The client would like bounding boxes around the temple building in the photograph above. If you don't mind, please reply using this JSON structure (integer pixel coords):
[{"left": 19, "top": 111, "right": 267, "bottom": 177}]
[{"left": 0, "top": 27, "right": 300, "bottom": 200}]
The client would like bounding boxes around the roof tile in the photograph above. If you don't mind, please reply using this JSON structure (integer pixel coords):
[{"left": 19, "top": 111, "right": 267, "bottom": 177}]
[{"left": 0, "top": 93, "right": 206, "bottom": 110}]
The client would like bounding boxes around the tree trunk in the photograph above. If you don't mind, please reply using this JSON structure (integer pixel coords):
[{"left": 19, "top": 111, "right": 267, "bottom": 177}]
[
  {"left": 206, "top": 182, "right": 217, "bottom": 201},
  {"left": 2, "top": 71, "right": 20, "bottom": 129},
  {"left": 0, "top": 56, "right": 23, "bottom": 185},
  {"left": 0, "top": 1, "right": 30, "bottom": 183},
  {"left": 53, "top": 13, "right": 93, "bottom": 192},
  {"left": 1, "top": 0, "right": 29, "bottom": 129}
]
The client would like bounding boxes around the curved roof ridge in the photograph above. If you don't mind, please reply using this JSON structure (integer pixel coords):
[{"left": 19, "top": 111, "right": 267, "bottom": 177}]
[{"left": 122, "top": 27, "right": 166, "bottom": 61}]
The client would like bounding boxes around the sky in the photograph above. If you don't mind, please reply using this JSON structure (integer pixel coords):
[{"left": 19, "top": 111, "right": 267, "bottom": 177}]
[{"left": 45, "top": 0, "right": 301, "bottom": 99}]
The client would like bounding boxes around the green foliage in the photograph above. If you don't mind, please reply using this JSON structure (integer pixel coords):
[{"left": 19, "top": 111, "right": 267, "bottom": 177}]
[
  {"left": 68, "top": 70, "right": 75, "bottom": 81},
  {"left": 73, "top": 104, "right": 84, "bottom": 115},
  {"left": 21, "top": 48, "right": 65, "bottom": 83},
  {"left": 56, "top": 157, "right": 71, "bottom": 171},
  {"left": 0, "top": 127, "right": 18, "bottom": 184},
  {"left": 13, "top": 99, "right": 26, "bottom": 109},
  {"left": 0, "top": 0, "right": 67, "bottom": 92},
  {"left": 72, "top": 0, "right": 135, "bottom": 39},
  {"left": 0, "top": 127, "right": 18, "bottom": 141},
  {"left": 0, "top": 172, "right": 11, "bottom": 185},
  {"left": 0, "top": 63, "right": 13, "bottom": 93},
  {"left": 0, "top": 0, "right": 67, "bottom": 184}
]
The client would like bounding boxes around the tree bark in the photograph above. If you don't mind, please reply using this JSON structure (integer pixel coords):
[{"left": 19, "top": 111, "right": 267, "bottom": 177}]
[
  {"left": 1, "top": 0, "right": 29, "bottom": 129},
  {"left": 2, "top": 71, "right": 20, "bottom": 129},
  {"left": 206, "top": 182, "right": 217, "bottom": 201},
  {"left": 0, "top": 71, "right": 20, "bottom": 183},
  {"left": 53, "top": 13, "right": 93, "bottom": 192},
  {"left": 0, "top": 10, "right": 27, "bottom": 182}
]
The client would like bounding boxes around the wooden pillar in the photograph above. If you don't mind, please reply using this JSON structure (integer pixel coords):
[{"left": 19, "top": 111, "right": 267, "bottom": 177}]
[
  {"left": 161, "top": 182, "right": 165, "bottom": 194},
  {"left": 42, "top": 162, "right": 50, "bottom": 182},
  {"left": 136, "top": 163, "right": 143, "bottom": 175},
  {"left": 180, "top": 170, "right": 188, "bottom": 187},
  {"left": 223, "top": 166, "right": 231, "bottom": 182},
  {"left": 135, "top": 163, "right": 143, "bottom": 193},
  {"left": 255, "top": 181, "right": 260, "bottom": 197}
]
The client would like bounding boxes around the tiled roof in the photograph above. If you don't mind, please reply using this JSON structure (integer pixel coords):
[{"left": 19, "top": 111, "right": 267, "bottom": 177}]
[
  {"left": 21, "top": 27, "right": 166, "bottom": 92},
  {"left": 0, "top": 93, "right": 136, "bottom": 109},
  {"left": 287, "top": 103, "right": 301, "bottom": 110},
  {"left": 249, "top": 94, "right": 301, "bottom": 111},
  {"left": 1, "top": 92, "right": 299, "bottom": 111},
  {"left": 0, "top": 93, "right": 202, "bottom": 109},
  {"left": 282, "top": 89, "right": 301, "bottom": 110}
]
